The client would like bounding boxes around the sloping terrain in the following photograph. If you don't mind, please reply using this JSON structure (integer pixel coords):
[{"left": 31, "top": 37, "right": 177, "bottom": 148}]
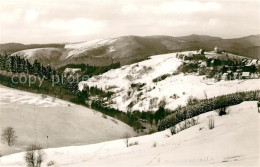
[
  {"left": 0, "top": 43, "right": 65, "bottom": 54},
  {"left": 1, "top": 101, "right": 258, "bottom": 167},
  {"left": 0, "top": 85, "right": 135, "bottom": 155},
  {"left": 1, "top": 34, "right": 259, "bottom": 67},
  {"left": 79, "top": 52, "right": 260, "bottom": 112}
]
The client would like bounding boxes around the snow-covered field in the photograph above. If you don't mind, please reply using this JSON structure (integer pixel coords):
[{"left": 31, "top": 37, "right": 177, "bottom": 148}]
[
  {"left": 79, "top": 52, "right": 260, "bottom": 112},
  {"left": 1, "top": 101, "right": 259, "bottom": 167},
  {"left": 65, "top": 38, "right": 117, "bottom": 59},
  {"left": 0, "top": 85, "right": 135, "bottom": 155}
]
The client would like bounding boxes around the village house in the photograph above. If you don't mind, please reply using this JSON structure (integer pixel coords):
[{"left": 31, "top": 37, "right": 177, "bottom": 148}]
[
  {"left": 241, "top": 72, "right": 251, "bottom": 79},
  {"left": 63, "top": 68, "right": 82, "bottom": 76},
  {"left": 221, "top": 73, "right": 228, "bottom": 80}
]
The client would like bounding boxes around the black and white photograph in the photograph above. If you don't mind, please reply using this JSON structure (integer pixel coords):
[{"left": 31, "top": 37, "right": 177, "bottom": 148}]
[{"left": 0, "top": 0, "right": 259, "bottom": 166}]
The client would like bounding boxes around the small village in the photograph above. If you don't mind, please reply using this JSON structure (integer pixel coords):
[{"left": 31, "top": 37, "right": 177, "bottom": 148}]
[{"left": 176, "top": 47, "right": 260, "bottom": 81}]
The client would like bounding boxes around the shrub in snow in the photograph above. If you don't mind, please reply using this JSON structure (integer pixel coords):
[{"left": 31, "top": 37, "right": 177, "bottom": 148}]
[
  {"left": 123, "top": 133, "right": 130, "bottom": 147},
  {"left": 41, "top": 94, "right": 47, "bottom": 100},
  {"left": 25, "top": 144, "right": 46, "bottom": 167},
  {"left": 148, "top": 129, "right": 157, "bottom": 134},
  {"left": 153, "top": 142, "right": 157, "bottom": 147},
  {"left": 152, "top": 74, "right": 171, "bottom": 83},
  {"left": 47, "top": 160, "right": 56, "bottom": 166},
  {"left": 102, "top": 114, "right": 107, "bottom": 119},
  {"left": 170, "top": 125, "right": 177, "bottom": 135},
  {"left": 149, "top": 97, "right": 159, "bottom": 110},
  {"left": 187, "top": 96, "right": 199, "bottom": 106},
  {"left": 110, "top": 118, "right": 118, "bottom": 124},
  {"left": 129, "top": 141, "right": 138, "bottom": 147},
  {"left": 218, "top": 106, "right": 227, "bottom": 116},
  {"left": 125, "top": 74, "right": 134, "bottom": 81},
  {"left": 154, "top": 107, "right": 166, "bottom": 124},
  {"left": 171, "top": 94, "right": 179, "bottom": 99},
  {"left": 158, "top": 97, "right": 167, "bottom": 108},
  {"left": 208, "top": 116, "right": 215, "bottom": 130},
  {"left": 127, "top": 101, "right": 136, "bottom": 110}
]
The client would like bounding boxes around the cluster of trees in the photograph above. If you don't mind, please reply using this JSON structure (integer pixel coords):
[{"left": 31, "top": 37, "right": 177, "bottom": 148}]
[
  {"left": 0, "top": 53, "right": 152, "bottom": 131},
  {"left": 91, "top": 99, "right": 170, "bottom": 131},
  {"left": 0, "top": 53, "right": 118, "bottom": 100},
  {"left": 58, "top": 62, "right": 120, "bottom": 78},
  {"left": 158, "top": 90, "right": 260, "bottom": 131},
  {"left": 91, "top": 100, "right": 142, "bottom": 130},
  {"left": 0, "top": 53, "right": 79, "bottom": 93},
  {"left": 177, "top": 62, "right": 199, "bottom": 74},
  {"left": 72, "top": 85, "right": 113, "bottom": 104}
]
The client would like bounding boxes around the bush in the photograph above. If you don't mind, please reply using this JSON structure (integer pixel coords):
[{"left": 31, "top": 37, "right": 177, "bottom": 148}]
[
  {"left": 218, "top": 106, "right": 227, "bottom": 116},
  {"left": 147, "top": 129, "right": 157, "bottom": 134},
  {"left": 170, "top": 126, "right": 177, "bottom": 135},
  {"left": 178, "top": 63, "right": 199, "bottom": 74},
  {"left": 110, "top": 118, "right": 118, "bottom": 124},
  {"left": 102, "top": 114, "right": 107, "bottom": 119},
  {"left": 47, "top": 160, "right": 56, "bottom": 166},
  {"left": 129, "top": 141, "right": 138, "bottom": 146},
  {"left": 25, "top": 144, "right": 46, "bottom": 167},
  {"left": 187, "top": 96, "right": 199, "bottom": 106},
  {"left": 152, "top": 74, "right": 171, "bottom": 83}
]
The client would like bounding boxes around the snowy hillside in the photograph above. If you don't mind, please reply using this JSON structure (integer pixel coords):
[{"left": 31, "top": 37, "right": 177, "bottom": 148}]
[
  {"left": 65, "top": 38, "right": 117, "bottom": 49},
  {"left": 79, "top": 52, "right": 260, "bottom": 112},
  {"left": 0, "top": 85, "right": 135, "bottom": 155},
  {"left": 64, "top": 38, "right": 118, "bottom": 59},
  {"left": 1, "top": 101, "right": 259, "bottom": 167}
]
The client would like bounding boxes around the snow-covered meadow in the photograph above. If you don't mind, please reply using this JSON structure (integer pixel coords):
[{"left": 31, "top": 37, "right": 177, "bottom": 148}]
[
  {"left": 79, "top": 52, "right": 260, "bottom": 112},
  {"left": 1, "top": 101, "right": 259, "bottom": 167},
  {"left": 0, "top": 86, "right": 135, "bottom": 155}
]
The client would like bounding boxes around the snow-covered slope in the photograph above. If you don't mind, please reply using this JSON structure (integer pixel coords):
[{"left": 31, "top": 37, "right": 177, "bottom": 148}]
[
  {"left": 12, "top": 48, "right": 67, "bottom": 66},
  {"left": 0, "top": 85, "right": 135, "bottom": 155},
  {"left": 65, "top": 38, "right": 117, "bottom": 49},
  {"left": 79, "top": 52, "right": 260, "bottom": 112},
  {"left": 11, "top": 38, "right": 118, "bottom": 67},
  {"left": 8, "top": 35, "right": 260, "bottom": 68},
  {"left": 1, "top": 101, "right": 259, "bottom": 167}
]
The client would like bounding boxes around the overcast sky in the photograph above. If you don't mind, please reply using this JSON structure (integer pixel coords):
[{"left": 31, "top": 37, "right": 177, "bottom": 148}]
[{"left": 0, "top": 0, "right": 259, "bottom": 44}]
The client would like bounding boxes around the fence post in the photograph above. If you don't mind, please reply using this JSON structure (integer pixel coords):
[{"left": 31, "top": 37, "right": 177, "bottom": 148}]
[{"left": 257, "top": 101, "right": 260, "bottom": 113}]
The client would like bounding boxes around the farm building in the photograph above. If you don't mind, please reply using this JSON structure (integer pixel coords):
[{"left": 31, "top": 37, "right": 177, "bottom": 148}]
[
  {"left": 63, "top": 68, "right": 82, "bottom": 75},
  {"left": 241, "top": 72, "right": 251, "bottom": 79}
]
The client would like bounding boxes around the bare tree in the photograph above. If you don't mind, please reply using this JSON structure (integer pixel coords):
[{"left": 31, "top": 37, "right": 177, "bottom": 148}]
[
  {"left": 1, "top": 127, "right": 18, "bottom": 146},
  {"left": 25, "top": 144, "right": 46, "bottom": 167},
  {"left": 123, "top": 133, "right": 130, "bottom": 147}
]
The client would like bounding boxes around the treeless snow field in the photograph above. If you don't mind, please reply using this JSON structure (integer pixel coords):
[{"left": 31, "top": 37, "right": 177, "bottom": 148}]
[
  {"left": 0, "top": 85, "right": 135, "bottom": 155},
  {"left": 1, "top": 101, "right": 259, "bottom": 167}
]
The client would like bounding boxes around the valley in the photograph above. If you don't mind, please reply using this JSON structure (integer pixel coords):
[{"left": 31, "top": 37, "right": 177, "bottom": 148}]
[{"left": 0, "top": 34, "right": 259, "bottom": 167}]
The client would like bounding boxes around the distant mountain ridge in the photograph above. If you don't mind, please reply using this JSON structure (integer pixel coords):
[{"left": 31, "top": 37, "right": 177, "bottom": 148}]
[{"left": 0, "top": 34, "right": 259, "bottom": 67}]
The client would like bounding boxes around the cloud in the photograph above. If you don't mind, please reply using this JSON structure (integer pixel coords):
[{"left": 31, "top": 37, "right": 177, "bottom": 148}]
[
  {"left": 161, "top": 0, "right": 221, "bottom": 14},
  {"left": 45, "top": 18, "right": 105, "bottom": 36},
  {"left": 121, "top": 4, "right": 137, "bottom": 14},
  {"left": 0, "top": 0, "right": 259, "bottom": 43},
  {"left": 25, "top": 10, "right": 38, "bottom": 22}
]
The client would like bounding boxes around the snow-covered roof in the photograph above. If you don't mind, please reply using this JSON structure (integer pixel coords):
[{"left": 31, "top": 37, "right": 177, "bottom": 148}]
[
  {"left": 242, "top": 72, "right": 250, "bottom": 77},
  {"left": 64, "top": 68, "right": 81, "bottom": 74}
]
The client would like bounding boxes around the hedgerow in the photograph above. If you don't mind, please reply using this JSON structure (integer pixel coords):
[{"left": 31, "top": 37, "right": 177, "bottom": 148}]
[{"left": 158, "top": 90, "right": 260, "bottom": 131}]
